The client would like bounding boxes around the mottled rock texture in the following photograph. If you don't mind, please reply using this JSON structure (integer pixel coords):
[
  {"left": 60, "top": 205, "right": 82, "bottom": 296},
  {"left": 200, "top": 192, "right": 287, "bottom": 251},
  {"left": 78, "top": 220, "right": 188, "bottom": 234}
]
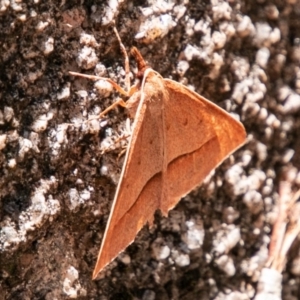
[{"left": 1, "top": 0, "right": 300, "bottom": 299}]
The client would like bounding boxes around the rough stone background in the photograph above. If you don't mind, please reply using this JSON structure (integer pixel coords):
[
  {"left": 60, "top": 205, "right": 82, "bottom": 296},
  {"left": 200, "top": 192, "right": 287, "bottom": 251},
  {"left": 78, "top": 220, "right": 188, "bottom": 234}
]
[{"left": 1, "top": 0, "right": 300, "bottom": 299}]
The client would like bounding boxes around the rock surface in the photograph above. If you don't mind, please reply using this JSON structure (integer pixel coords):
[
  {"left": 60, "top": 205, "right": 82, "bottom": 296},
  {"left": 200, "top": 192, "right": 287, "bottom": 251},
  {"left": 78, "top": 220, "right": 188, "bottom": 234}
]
[{"left": 1, "top": 0, "right": 300, "bottom": 299}]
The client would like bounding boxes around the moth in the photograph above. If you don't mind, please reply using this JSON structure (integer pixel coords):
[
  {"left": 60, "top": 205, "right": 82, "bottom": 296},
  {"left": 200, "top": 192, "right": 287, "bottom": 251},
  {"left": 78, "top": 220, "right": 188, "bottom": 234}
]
[{"left": 70, "top": 28, "right": 246, "bottom": 279}]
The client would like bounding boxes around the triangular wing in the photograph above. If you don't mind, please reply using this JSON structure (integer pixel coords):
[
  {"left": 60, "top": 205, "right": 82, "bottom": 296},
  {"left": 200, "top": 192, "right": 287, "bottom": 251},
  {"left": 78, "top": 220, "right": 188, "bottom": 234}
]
[
  {"left": 93, "top": 70, "right": 167, "bottom": 278},
  {"left": 160, "top": 78, "right": 246, "bottom": 213}
]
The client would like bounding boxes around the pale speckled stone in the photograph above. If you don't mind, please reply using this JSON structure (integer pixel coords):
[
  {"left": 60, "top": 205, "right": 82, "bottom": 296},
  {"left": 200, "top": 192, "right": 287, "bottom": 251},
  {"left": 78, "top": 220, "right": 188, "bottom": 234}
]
[
  {"left": 254, "top": 268, "right": 282, "bottom": 300},
  {"left": 94, "top": 80, "right": 113, "bottom": 98},
  {"left": 135, "top": 14, "right": 176, "bottom": 44},
  {"left": 172, "top": 250, "right": 190, "bottom": 267},
  {"left": 62, "top": 266, "right": 82, "bottom": 299},
  {"left": 213, "top": 225, "right": 241, "bottom": 255},
  {"left": 176, "top": 60, "right": 189, "bottom": 76},
  {"left": 151, "top": 237, "right": 171, "bottom": 260},
  {"left": 0, "top": 134, "right": 7, "bottom": 150},
  {"left": 255, "top": 47, "right": 270, "bottom": 68},
  {"left": 76, "top": 46, "right": 99, "bottom": 70},
  {"left": 182, "top": 219, "right": 204, "bottom": 250},
  {"left": 43, "top": 37, "right": 54, "bottom": 55},
  {"left": 236, "top": 15, "right": 255, "bottom": 37},
  {"left": 57, "top": 84, "right": 71, "bottom": 101},
  {"left": 215, "top": 255, "right": 236, "bottom": 277}
]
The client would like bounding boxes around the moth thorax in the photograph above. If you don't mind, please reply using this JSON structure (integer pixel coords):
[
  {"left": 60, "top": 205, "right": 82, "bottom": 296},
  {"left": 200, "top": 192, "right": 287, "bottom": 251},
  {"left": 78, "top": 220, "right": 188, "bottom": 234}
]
[
  {"left": 126, "top": 90, "right": 142, "bottom": 119},
  {"left": 144, "top": 75, "right": 168, "bottom": 103}
]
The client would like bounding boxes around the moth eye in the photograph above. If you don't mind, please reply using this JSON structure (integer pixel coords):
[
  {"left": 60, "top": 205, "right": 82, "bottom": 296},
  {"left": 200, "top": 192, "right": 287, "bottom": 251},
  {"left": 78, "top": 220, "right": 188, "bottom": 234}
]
[
  {"left": 166, "top": 123, "right": 171, "bottom": 130},
  {"left": 183, "top": 118, "right": 188, "bottom": 126}
]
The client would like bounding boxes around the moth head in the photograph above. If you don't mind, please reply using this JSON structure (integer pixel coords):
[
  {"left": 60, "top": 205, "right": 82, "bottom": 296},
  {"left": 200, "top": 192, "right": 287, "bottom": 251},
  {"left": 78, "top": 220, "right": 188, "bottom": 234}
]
[{"left": 130, "top": 47, "right": 150, "bottom": 78}]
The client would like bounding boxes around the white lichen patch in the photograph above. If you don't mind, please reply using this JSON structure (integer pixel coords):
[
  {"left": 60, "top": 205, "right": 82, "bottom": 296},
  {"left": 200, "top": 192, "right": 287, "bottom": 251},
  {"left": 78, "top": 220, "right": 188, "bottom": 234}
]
[
  {"left": 253, "top": 23, "right": 280, "bottom": 47},
  {"left": 254, "top": 268, "right": 282, "bottom": 300},
  {"left": 31, "top": 112, "right": 53, "bottom": 133},
  {"left": 86, "top": 118, "right": 101, "bottom": 135},
  {"left": 214, "top": 255, "right": 236, "bottom": 277},
  {"left": 67, "top": 188, "right": 91, "bottom": 211},
  {"left": 0, "top": 178, "right": 60, "bottom": 251},
  {"left": 211, "top": 0, "right": 232, "bottom": 21},
  {"left": 57, "top": 84, "right": 71, "bottom": 101},
  {"left": 76, "top": 46, "right": 98, "bottom": 70},
  {"left": 140, "top": 0, "right": 175, "bottom": 16},
  {"left": 18, "top": 137, "right": 33, "bottom": 160},
  {"left": 243, "top": 190, "right": 264, "bottom": 214},
  {"left": 176, "top": 60, "right": 189, "bottom": 77},
  {"left": 181, "top": 219, "right": 204, "bottom": 250},
  {"left": 62, "top": 266, "right": 86, "bottom": 298},
  {"left": 236, "top": 15, "right": 255, "bottom": 38},
  {"left": 36, "top": 20, "right": 49, "bottom": 32},
  {"left": 151, "top": 237, "right": 171, "bottom": 260},
  {"left": 0, "top": 223, "right": 23, "bottom": 249},
  {"left": 171, "top": 249, "right": 190, "bottom": 267},
  {"left": 7, "top": 158, "right": 16, "bottom": 168},
  {"left": 255, "top": 47, "right": 270, "bottom": 69},
  {"left": 4, "top": 106, "right": 14, "bottom": 122},
  {"left": 225, "top": 164, "right": 248, "bottom": 196},
  {"left": 212, "top": 31, "right": 227, "bottom": 50},
  {"left": 119, "top": 253, "right": 131, "bottom": 265},
  {"left": 101, "top": 0, "right": 122, "bottom": 26},
  {"left": 79, "top": 32, "right": 99, "bottom": 47},
  {"left": 0, "top": 134, "right": 7, "bottom": 150},
  {"left": 135, "top": 14, "right": 176, "bottom": 44},
  {"left": 94, "top": 79, "right": 113, "bottom": 98},
  {"left": 278, "top": 89, "right": 300, "bottom": 114},
  {"left": 240, "top": 245, "right": 269, "bottom": 279},
  {"left": 10, "top": 0, "right": 22, "bottom": 11},
  {"left": 43, "top": 37, "right": 54, "bottom": 55},
  {"left": 0, "top": 0, "right": 10, "bottom": 12},
  {"left": 212, "top": 224, "right": 241, "bottom": 255},
  {"left": 222, "top": 207, "right": 240, "bottom": 224}
]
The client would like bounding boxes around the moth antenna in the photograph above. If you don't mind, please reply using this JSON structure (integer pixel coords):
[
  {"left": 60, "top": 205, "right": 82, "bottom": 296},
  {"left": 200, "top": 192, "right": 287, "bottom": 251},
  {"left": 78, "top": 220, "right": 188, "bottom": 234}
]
[
  {"left": 113, "top": 26, "right": 131, "bottom": 91},
  {"left": 130, "top": 47, "right": 148, "bottom": 77}
]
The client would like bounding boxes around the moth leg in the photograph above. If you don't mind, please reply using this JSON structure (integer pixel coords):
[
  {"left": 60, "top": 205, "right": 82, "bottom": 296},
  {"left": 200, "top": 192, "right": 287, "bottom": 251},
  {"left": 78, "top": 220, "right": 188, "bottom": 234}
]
[
  {"left": 100, "top": 129, "right": 130, "bottom": 155},
  {"left": 70, "top": 27, "right": 133, "bottom": 123},
  {"left": 128, "top": 84, "right": 139, "bottom": 97},
  {"left": 117, "top": 147, "right": 127, "bottom": 160},
  {"left": 77, "top": 98, "right": 126, "bottom": 124},
  {"left": 69, "top": 72, "right": 129, "bottom": 97},
  {"left": 113, "top": 27, "right": 131, "bottom": 92},
  {"left": 98, "top": 97, "right": 126, "bottom": 118},
  {"left": 101, "top": 115, "right": 131, "bottom": 156},
  {"left": 69, "top": 71, "right": 129, "bottom": 119},
  {"left": 116, "top": 117, "right": 131, "bottom": 159}
]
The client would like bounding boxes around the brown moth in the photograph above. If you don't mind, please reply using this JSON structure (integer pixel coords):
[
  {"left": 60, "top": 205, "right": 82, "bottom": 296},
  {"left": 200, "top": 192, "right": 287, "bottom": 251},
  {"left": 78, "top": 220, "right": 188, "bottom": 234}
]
[{"left": 70, "top": 28, "right": 246, "bottom": 279}]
